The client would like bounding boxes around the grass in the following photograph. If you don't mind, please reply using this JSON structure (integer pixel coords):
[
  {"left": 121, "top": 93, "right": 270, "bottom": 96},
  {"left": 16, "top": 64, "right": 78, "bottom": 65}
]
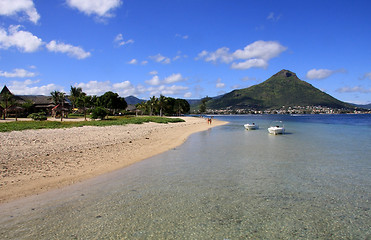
[{"left": 0, "top": 116, "right": 185, "bottom": 132}]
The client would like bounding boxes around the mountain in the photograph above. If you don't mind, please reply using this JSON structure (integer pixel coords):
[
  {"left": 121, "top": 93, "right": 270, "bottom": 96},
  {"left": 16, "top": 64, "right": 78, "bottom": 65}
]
[
  {"left": 351, "top": 103, "right": 371, "bottom": 109},
  {"left": 207, "top": 69, "right": 354, "bottom": 110},
  {"left": 124, "top": 95, "right": 145, "bottom": 105}
]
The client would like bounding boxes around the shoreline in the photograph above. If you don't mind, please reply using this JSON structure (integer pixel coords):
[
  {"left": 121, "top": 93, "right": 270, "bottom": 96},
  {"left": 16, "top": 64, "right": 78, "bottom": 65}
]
[{"left": 0, "top": 117, "right": 228, "bottom": 204}]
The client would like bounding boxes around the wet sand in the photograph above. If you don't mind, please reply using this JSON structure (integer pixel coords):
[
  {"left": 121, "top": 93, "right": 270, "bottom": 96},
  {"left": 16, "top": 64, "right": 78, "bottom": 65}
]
[{"left": 0, "top": 117, "right": 227, "bottom": 203}]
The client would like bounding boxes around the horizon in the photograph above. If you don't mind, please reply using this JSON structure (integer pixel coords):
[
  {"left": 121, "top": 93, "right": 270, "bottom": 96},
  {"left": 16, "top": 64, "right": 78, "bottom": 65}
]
[{"left": 0, "top": 0, "right": 370, "bottom": 104}]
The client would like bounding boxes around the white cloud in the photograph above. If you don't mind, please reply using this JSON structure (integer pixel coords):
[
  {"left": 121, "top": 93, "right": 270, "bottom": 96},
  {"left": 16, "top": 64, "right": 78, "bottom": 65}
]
[
  {"left": 306, "top": 69, "right": 334, "bottom": 80},
  {"left": 231, "top": 58, "right": 268, "bottom": 70},
  {"left": 197, "top": 40, "right": 287, "bottom": 70},
  {"left": 0, "top": 26, "right": 91, "bottom": 59},
  {"left": 46, "top": 40, "right": 91, "bottom": 59},
  {"left": 198, "top": 47, "right": 233, "bottom": 63},
  {"left": 216, "top": 78, "right": 225, "bottom": 88},
  {"left": 75, "top": 80, "right": 144, "bottom": 96},
  {"left": 336, "top": 86, "right": 371, "bottom": 93},
  {"left": 66, "top": 0, "right": 122, "bottom": 18},
  {"left": 128, "top": 59, "right": 138, "bottom": 64},
  {"left": 149, "top": 54, "right": 171, "bottom": 64},
  {"left": 175, "top": 34, "right": 189, "bottom": 39},
  {"left": 149, "top": 70, "right": 158, "bottom": 75},
  {"left": 267, "top": 12, "right": 281, "bottom": 22},
  {"left": 114, "top": 33, "right": 134, "bottom": 46},
  {"left": 184, "top": 92, "right": 192, "bottom": 98},
  {"left": 0, "top": 25, "right": 43, "bottom": 52},
  {"left": 232, "top": 41, "right": 287, "bottom": 61},
  {"left": 0, "top": 0, "right": 40, "bottom": 24},
  {"left": 163, "top": 73, "right": 185, "bottom": 84},
  {"left": 141, "top": 60, "right": 148, "bottom": 65},
  {"left": 173, "top": 55, "right": 181, "bottom": 61},
  {"left": 8, "top": 79, "right": 64, "bottom": 95},
  {"left": 74, "top": 80, "right": 111, "bottom": 95},
  {"left": 147, "top": 85, "right": 188, "bottom": 96},
  {"left": 241, "top": 76, "right": 257, "bottom": 81},
  {"left": 112, "top": 81, "right": 138, "bottom": 96},
  {"left": 0, "top": 68, "right": 36, "bottom": 78},
  {"left": 361, "top": 72, "right": 371, "bottom": 80},
  {"left": 145, "top": 73, "right": 186, "bottom": 86},
  {"left": 145, "top": 75, "right": 161, "bottom": 86},
  {"left": 112, "top": 81, "right": 132, "bottom": 89}
]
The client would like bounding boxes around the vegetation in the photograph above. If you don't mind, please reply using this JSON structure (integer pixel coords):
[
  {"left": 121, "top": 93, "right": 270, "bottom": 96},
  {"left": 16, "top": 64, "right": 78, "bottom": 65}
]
[
  {"left": 0, "top": 92, "right": 15, "bottom": 120},
  {"left": 135, "top": 95, "right": 190, "bottom": 116},
  {"left": 91, "top": 106, "right": 108, "bottom": 120},
  {"left": 0, "top": 116, "right": 185, "bottom": 132},
  {"left": 28, "top": 112, "right": 47, "bottom": 121},
  {"left": 97, "top": 91, "right": 127, "bottom": 115},
  {"left": 199, "top": 96, "right": 212, "bottom": 114},
  {"left": 50, "top": 90, "right": 67, "bottom": 121},
  {"left": 69, "top": 86, "right": 83, "bottom": 109},
  {"left": 1, "top": 83, "right": 190, "bottom": 121},
  {"left": 75, "top": 94, "right": 93, "bottom": 120}
]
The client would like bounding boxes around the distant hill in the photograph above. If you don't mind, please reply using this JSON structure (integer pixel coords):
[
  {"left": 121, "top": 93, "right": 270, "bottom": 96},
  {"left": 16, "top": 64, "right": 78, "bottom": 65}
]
[
  {"left": 125, "top": 96, "right": 145, "bottom": 105},
  {"left": 351, "top": 103, "right": 371, "bottom": 109},
  {"left": 186, "top": 99, "right": 201, "bottom": 106},
  {"left": 207, "top": 69, "right": 354, "bottom": 110}
]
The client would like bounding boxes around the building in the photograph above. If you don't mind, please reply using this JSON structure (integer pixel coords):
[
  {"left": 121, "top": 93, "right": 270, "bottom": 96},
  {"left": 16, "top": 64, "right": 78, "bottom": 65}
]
[{"left": 0, "top": 85, "right": 70, "bottom": 118}]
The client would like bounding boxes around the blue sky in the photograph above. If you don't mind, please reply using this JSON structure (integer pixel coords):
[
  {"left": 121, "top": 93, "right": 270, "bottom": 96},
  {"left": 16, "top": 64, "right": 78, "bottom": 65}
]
[{"left": 0, "top": 0, "right": 370, "bottom": 104}]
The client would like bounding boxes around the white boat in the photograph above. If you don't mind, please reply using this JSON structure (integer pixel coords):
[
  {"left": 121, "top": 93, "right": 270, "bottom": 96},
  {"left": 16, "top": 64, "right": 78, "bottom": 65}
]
[
  {"left": 244, "top": 123, "right": 259, "bottom": 130},
  {"left": 268, "top": 121, "right": 285, "bottom": 135}
]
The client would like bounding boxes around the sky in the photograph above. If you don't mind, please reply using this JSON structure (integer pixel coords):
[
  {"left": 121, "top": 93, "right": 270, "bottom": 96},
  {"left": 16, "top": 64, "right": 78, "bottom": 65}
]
[{"left": 0, "top": 0, "right": 370, "bottom": 104}]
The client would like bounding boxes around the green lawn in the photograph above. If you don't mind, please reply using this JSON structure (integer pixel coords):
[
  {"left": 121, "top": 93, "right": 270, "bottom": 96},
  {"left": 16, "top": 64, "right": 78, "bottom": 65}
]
[{"left": 0, "top": 116, "right": 185, "bottom": 132}]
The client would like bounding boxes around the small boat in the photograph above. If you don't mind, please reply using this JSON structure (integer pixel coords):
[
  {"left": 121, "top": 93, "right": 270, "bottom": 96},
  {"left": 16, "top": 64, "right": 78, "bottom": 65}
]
[
  {"left": 268, "top": 121, "right": 285, "bottom": 135},
  {"left": 244, "top": 123, "right": 259, "bottom": 130}
]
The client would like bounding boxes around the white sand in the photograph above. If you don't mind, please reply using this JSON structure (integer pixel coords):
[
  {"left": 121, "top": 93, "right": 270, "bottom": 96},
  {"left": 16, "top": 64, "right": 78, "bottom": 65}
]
[{"left": 0, "top": 117, "right": 227, "bottom": 203}]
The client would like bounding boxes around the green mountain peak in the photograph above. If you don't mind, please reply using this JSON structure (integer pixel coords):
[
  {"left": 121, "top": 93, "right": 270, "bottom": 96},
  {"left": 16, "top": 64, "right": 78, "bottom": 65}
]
[
  {"left": 273, "top": 69, "right": 297, "bottom": 78},
  {"left": 207, "top": 69, "right": 353, "bottom": 111}
]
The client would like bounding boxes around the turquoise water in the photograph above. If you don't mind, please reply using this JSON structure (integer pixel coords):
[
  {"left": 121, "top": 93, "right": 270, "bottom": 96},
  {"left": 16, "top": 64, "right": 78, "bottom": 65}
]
[{"left": 0, "top": 115, "right": 370, "bottom": 239}]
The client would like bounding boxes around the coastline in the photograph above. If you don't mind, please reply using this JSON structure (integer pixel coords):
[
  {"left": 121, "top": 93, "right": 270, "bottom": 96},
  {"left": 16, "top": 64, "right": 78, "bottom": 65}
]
[{"left": 0, "top": 117, "right": 228, "bottom": 203}]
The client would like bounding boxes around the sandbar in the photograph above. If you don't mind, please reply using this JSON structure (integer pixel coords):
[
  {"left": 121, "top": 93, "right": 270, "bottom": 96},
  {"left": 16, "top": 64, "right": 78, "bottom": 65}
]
[{"left": 0, "top": 117, "right": 227, "bottom": 203}]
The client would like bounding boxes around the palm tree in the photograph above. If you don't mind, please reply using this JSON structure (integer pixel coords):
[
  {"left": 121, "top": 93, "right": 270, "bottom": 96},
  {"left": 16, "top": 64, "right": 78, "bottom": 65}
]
[
  {"left": 76, "top": 94, "right": 92, "bottom": 121},
  {"left": 70, "top": 86, "right": 83, "bottom": 109},
  {"left": 50, "top": 90, "right": 66, "bottom": 121},
  {"left": 174, "top": 99, "right": 183, "bottom": 116},
  {"left": 135, "top": 102, "right": 147, "bottom": 116},
  {"left": 148, "top": 96, "right": 158, "bottom": 116},
  {"left": 0, "top": 92, "right": 14, "bottom": 120},
  {"left": 158, "top": 95, "right": 167, "bottom": 117},
  {"left": 51, "top": 90, "right": 61, "bottom": 105}
]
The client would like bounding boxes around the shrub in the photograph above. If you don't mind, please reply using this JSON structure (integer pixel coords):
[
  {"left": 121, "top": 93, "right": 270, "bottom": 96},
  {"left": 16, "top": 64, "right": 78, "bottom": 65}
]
[
  {"left": 91, "top": 107, "right": 108, "bottom": 120},
  {"left": 28, "top": 112, "right": 47, "bottom": 121}
]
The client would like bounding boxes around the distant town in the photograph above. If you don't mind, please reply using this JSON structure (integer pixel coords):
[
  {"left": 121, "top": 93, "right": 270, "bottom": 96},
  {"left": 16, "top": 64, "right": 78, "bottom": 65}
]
[{"left": 198, "top": 105, "right": 371, "bottom": 115}]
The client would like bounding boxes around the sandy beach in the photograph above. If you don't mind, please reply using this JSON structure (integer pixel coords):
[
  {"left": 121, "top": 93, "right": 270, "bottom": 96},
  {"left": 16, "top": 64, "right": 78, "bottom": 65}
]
[{"left": 0, "top": 117, "right": 227, "bottom": 203}]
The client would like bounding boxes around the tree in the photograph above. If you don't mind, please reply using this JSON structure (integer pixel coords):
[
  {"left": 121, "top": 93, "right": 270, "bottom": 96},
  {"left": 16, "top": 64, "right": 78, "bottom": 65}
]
[
  {"left": 22, "top": 100, "right": 34, "bottom": 116},
  {"left": 91, "top": 107, "right": 108, "bottom": 120},
  {"left": 50, "top": 90, "right": 67, "bottom": 121},
  {"left": 135, "top": 102, "right": 147, "bottom": 115},
  {"left": 76, "top": 94, "right": 92, "bottom": 121},
  {"left": 70, "top": 86, "right": 83, "bottom": 109},
  {"left": 158, "top": 95, "right": 167, "bottom": 117},
  {"left": 174, "top": 99, "right": 190, "bottom": 116},
  {"left": 98, "top": 91, "right": 127, "bottom": 115},
  {"left": 199, "top": 96, "right": 211, "bottom": 114},
  {"left": 0, "top": 92, "right": 15, "bottom": 120},
  {"left": 148, "top": 96, "right": 158, "bottom": 116}
]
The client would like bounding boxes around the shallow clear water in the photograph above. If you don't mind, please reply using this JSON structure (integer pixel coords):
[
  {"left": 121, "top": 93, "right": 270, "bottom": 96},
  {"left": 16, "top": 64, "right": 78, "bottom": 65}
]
[{"left": 1, "top": 115, "right": 370, "bottom": 239}]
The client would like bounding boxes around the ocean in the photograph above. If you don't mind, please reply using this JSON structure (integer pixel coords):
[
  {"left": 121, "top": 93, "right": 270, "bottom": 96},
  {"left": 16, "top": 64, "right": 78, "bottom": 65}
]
[{"left": 0, "top": 114, "right": 370, "bottom": 239}]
